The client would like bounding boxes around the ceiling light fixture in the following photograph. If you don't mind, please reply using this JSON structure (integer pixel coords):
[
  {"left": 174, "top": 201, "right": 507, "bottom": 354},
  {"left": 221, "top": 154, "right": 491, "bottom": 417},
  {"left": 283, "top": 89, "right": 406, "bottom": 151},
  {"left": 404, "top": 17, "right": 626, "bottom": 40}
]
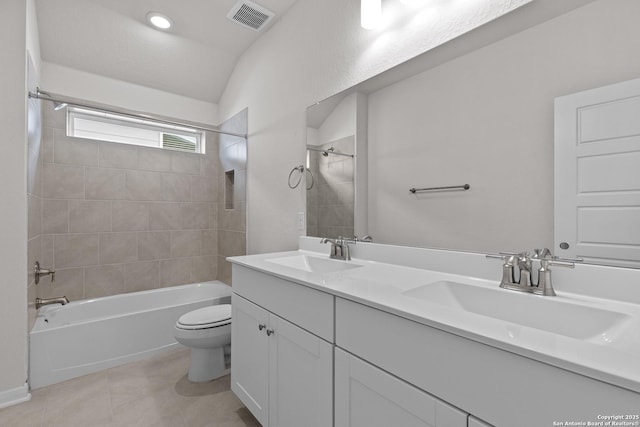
[
  {"left": 361, "top": 0, "right": 382, "bottom": 29},
  {"left": 146, "top": 12, "right": 173, "bottom": 30}
]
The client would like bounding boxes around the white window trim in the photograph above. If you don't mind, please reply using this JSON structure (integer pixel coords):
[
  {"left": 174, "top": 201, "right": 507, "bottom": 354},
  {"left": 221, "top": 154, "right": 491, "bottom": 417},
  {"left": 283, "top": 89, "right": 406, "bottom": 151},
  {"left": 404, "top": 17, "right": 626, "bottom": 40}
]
[{"left": 67, "top": 107, "right": 206, "bottom": 154}]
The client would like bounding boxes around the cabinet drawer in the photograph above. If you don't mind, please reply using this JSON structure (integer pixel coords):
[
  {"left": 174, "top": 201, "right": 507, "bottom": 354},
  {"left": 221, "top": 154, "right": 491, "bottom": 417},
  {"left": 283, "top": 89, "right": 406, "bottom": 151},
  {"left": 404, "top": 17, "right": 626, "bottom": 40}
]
[{"left": 232, "top": 264, "right": 334, "bottom": 342}]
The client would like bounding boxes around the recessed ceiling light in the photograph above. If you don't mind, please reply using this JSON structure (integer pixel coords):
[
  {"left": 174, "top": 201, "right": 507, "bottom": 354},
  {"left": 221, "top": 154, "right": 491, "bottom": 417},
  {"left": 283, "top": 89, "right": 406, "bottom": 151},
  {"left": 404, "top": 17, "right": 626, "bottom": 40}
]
[{"left": 146, "top": 12, "right": 173, "bottom": 30}]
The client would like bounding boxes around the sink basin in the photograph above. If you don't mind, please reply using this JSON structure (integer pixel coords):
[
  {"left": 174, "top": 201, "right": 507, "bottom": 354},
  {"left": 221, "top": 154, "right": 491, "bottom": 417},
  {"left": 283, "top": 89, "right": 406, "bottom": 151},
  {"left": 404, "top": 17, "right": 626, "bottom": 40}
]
[
  {"left": 266, "top": 254, "right": 362, "bottom": 274},
  {"left": 403, "top": 281, "right": 630, "bottom": 339}
]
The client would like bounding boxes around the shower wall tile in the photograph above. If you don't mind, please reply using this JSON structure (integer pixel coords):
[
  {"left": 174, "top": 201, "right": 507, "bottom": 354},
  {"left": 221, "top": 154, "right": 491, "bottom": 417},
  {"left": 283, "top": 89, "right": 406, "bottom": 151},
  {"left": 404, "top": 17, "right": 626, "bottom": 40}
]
[
  {"left": 201, "top": 229, "right": 218, "bottom": 256},
  {"left": 100, "top": 232, "right": 138, "bottom": 264},
  {"left": 68, "top": 200, "right": 111, "bottom": 233},
  {"left": 138, "top": 148, "right": 171, "bottom": 172},
  {"left": 161, "top": 173, "right": 191, "bottom": 202},
  {"left": 171, "top": 230, "right": 201, "bottom": 258},
  {"left": 42, "top": 268, "right": 85, "bottom": 300},
  {"left": 42, "top": 127, "right": 54, "bottom": 163},
  {"left": 44, "top": 198, "right": 70, "bottom": 236},
  {"left": 191, "top": 176, "right": 217, "bottom": 202},
  {"left": 218, "top": 230, "right": 245, "bottom": 258},
  {"left": 219, "top": 202, "right": 245, "bottom": 232},
  {"left": 99, "top": 142, "right": 138, "bottom": 170},
  {"left": 191, "top": 256, "right": 217, "bottom": 283},
  {"left": 85, "top": 265, "right": 125, "bottom": 299},
  {"left": 160, "top": 258, "right": 191, "bottom": 287},
  {"left": 217, "top": 255, "right": 232, "bottom": 285},
  {"left": 125, "top": 261, "right": 160, "bottom": 293},
  {"left": 40, "top": 235, "right": 54, "bottom": 269},
  {"left": 112, "top": 201, "right": 148, "bottom": 231},
  {"left": 171, "top": 152, "right": 200, "bottom": 175},
  {"left": 42, "top": 105, "right": 66, "bottom": 130},
  {"left": 148, "top": 202, "right": 181, "bottom": 230},
  {"left": 200, "top": 154, "right": 219, "bottom": 177},
  {"left": 54, "top": 130, "right": 99, "bottom": 166},
  {"left": 85, "top": 167, "right": 126, "bottom": 200},
  {"left": 126, "top": 170, "right": 164, "bottom": 201},
  {"left": 209, "top": 203, "right": 218, "bottom": 230},
  {"left": 54, "top": 234, "right": 100, "bottom": 268},
  {"left": 181, "top": 203, "right": 209, "bottom": 229},
  {"left": 138, "top": 231, "right": 171, "bottom": 261},
  {"left": 43, "top": 163, "right": 85, "bottom": 199}
]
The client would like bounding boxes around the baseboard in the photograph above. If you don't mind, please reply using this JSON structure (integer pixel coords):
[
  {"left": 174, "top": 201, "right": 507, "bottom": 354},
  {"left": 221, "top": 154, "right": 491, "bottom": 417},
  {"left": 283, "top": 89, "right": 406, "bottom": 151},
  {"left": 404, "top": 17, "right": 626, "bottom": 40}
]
[{"left": 0, "top": 383, "right": 31, "bottom": 409}]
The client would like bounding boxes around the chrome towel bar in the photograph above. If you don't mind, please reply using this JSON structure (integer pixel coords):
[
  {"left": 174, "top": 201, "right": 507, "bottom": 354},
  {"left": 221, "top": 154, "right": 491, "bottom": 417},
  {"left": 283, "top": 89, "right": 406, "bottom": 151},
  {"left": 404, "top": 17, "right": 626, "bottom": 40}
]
[{"left": 409, "top": 184, "right": 470, "bottom": 194}]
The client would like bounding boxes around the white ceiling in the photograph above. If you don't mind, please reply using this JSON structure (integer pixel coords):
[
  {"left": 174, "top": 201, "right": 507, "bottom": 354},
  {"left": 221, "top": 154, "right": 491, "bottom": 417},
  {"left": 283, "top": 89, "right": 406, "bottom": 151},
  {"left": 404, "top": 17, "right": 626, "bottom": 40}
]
[{"left": 35, "top": 0, "right": 299, "bottom": 103}]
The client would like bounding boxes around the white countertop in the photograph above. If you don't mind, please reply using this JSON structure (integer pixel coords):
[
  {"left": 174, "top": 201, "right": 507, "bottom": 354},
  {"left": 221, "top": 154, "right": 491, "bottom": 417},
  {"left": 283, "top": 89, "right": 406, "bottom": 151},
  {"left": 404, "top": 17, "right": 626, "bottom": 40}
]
[{"left": 229, "top": 249, "right": 640, "bottom": 394}]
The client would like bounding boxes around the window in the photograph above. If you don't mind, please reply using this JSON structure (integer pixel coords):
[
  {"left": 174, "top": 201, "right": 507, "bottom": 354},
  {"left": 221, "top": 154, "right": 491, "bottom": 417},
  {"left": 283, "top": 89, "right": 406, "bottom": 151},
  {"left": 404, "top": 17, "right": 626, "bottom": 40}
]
[{"left": 67, "top": 107, "right": 206, "bottom": 153}]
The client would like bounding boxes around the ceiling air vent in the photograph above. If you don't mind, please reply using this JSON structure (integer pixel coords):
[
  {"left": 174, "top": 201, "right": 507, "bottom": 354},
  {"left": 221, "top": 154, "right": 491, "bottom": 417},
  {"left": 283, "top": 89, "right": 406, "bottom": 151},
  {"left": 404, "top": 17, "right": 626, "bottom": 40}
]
[{"left": 227, "top": 0, "right": 275, "bottom": 32}]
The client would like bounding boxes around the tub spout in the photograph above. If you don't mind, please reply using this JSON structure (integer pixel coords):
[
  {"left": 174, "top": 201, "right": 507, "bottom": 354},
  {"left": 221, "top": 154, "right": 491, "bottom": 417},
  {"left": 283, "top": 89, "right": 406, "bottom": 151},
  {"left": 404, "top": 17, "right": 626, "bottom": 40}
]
[{"left": 35, "top": 296, "right": 69, "bottom": 309}]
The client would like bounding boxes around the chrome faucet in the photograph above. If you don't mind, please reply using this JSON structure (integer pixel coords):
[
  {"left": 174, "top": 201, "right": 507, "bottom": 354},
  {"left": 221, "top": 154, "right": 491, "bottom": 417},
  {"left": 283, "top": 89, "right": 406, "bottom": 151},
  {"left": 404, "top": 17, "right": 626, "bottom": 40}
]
[
  {"left": 320, "top": 236, "right": 355, "bottom": 261},
  {"left": 35, "top": 296, "right": 69, "bottom": 309},
  {"left": 487, "top": 249, "right": 582, "bottom": 296}
]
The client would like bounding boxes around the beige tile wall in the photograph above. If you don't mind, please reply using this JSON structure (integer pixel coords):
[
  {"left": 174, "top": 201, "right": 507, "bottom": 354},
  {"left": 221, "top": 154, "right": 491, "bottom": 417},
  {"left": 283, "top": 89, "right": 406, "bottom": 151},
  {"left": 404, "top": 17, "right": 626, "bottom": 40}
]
[{"left": 36, "top": 106, "right": 223, "bottom": 300}]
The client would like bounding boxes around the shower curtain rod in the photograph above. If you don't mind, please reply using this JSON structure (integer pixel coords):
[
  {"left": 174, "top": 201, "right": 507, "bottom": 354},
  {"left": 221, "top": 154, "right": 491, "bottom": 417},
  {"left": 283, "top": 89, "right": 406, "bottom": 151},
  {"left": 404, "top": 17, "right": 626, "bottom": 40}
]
[
  {"left": 28, "top": 88, "right": 248, "bottom": 139},
  {"left": 306, "top": 145, "right": 354, "bottom": 158}
]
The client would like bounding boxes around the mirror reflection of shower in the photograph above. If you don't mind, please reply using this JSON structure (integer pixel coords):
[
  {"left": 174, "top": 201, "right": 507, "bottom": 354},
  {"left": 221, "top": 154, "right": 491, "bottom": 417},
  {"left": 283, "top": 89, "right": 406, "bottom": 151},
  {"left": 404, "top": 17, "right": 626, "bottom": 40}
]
[{"left": 305, "top": 137, "right": 355, "bottom": 239}]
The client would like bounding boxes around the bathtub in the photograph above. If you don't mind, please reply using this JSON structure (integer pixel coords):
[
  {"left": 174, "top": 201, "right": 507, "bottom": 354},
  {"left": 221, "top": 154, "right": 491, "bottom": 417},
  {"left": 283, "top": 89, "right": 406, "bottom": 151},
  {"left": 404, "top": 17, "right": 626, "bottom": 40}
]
[{"left": 29, "top": 281, "right": 231, "bottom": 389}]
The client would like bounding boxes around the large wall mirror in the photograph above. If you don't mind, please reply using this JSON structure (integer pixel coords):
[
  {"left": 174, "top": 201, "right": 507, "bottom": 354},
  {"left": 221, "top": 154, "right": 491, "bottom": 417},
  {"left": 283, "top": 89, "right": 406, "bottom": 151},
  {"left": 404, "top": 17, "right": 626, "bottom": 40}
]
[{"left": 305, "top": 0, "right": 640, "bottom": 268}]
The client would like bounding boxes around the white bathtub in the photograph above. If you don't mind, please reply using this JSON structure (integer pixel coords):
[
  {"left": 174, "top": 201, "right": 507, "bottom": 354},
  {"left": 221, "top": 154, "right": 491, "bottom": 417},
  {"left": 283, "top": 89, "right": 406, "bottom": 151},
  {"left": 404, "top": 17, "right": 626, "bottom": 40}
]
[{"left": 29, "top": 281, "right": 231, "bottom": 389}]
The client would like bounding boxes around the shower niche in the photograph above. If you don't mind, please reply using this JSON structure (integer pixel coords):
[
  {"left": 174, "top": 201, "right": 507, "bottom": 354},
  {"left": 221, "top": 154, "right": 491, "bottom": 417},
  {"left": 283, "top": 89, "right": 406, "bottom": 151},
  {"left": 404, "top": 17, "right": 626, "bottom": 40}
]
[{"left": 305, "top": 92, "right": 367, "bottom": 239}]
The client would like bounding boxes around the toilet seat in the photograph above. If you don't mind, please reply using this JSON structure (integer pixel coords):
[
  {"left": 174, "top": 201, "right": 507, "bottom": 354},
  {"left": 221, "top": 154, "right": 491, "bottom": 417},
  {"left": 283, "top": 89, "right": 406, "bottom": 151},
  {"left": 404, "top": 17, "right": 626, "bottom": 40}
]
[{"left": 177, "top": 304, "right": 231, "bottom": 330}]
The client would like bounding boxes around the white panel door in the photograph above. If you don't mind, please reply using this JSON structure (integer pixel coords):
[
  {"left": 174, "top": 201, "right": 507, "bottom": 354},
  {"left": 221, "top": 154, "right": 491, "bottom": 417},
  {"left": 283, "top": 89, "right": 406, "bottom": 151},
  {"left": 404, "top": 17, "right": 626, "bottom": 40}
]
[
  {"left": 555, "top": 77, "right": 640, "bottom": 267},
  {"left": 231, "top": 294, "right": 270, "bottom": 426},
  {"left": 268, "top": 313, "right": 333, "bottom": 427},
  {"left": 335, "top": 348, "right": 467, "bottom": 427}
]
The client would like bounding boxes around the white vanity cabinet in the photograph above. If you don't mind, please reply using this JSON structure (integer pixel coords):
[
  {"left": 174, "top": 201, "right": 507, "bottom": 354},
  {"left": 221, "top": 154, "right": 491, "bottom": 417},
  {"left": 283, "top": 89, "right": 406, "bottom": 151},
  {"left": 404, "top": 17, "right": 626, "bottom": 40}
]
[
  {"left": 335, "top": 348, "right": 468, "bottom": 427},
  {"left": 231, "top": 265, "right": 334, "bottom": 427}
]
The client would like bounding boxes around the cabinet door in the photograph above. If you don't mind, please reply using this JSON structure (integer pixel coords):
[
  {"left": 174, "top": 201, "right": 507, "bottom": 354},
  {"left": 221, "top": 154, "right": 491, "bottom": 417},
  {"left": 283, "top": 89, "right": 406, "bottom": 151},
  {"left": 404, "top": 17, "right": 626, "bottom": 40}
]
[
  {"left": 335, "top": 348, "right": 467, "bottom": 427},
  {"left": 231, "top": 294, "right": 270, "bottom": 426},
  {"left": 268, "top": 313, "right": 333, "bottom": 427}
]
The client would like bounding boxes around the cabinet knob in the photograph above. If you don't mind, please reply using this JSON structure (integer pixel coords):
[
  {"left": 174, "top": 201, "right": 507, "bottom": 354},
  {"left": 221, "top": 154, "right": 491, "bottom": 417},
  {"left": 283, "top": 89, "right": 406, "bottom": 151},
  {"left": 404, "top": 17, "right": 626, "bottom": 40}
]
[
  {"left": 266, "top": 329, "right": 275, "bottom": 336},
  {"left": 258, "top": 324, "right": 266, "bottom": 331}
]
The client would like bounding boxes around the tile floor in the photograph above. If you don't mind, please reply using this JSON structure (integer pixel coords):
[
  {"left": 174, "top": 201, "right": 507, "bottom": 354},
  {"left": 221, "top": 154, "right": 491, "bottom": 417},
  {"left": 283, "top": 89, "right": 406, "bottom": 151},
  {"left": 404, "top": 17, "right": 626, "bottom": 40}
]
[{"left": 0, "top": 348, "right": 260, "bottom": 427}]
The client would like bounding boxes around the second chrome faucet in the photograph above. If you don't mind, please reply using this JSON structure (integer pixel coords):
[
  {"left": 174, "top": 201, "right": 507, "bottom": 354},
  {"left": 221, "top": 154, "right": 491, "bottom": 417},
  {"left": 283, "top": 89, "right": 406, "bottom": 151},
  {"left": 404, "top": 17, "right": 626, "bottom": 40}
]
[{"left": 487, "top": 249, "right": 581, "bottom": 296}]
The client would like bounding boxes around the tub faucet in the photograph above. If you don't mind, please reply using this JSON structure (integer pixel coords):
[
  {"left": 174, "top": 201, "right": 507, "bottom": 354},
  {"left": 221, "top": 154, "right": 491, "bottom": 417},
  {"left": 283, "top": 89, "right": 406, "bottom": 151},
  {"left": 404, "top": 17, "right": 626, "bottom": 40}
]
[
  {"left": 34, "top": 261, "right": 55, "bottom": 284},
  {"left": 35, "top": 296, "right": 69, "bottom": 309}
]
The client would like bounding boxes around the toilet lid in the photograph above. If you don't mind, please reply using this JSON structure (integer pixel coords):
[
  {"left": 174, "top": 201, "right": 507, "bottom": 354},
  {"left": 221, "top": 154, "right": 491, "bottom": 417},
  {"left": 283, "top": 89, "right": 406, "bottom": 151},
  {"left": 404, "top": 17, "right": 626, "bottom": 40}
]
[{"left": 177, "top": 304, "right": 231, "bottom": 328}]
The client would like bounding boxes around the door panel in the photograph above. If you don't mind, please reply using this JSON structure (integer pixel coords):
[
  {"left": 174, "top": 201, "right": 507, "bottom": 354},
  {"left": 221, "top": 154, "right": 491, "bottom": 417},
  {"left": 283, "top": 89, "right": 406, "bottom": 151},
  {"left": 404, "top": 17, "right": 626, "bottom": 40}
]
[{"left": 555, "top": 77, "right": 640, "bottom": 267}]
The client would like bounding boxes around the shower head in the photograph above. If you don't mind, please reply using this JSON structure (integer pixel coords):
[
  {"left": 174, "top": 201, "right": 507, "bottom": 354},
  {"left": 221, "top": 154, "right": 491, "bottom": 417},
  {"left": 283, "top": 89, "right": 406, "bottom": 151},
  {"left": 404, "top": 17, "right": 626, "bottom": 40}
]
[
  {"left": 322, "top": 147, "right": 335, "bottom": 157},
  {"left": 53, "top": 102, "right": 68, "bottom": 111}
]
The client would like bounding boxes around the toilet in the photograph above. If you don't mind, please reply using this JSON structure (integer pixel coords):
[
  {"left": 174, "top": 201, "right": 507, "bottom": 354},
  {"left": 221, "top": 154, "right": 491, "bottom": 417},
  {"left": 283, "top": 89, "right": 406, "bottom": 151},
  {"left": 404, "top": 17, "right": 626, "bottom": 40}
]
[{"left": 174, "top": 304, "right": 232, "bottom": 382}]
